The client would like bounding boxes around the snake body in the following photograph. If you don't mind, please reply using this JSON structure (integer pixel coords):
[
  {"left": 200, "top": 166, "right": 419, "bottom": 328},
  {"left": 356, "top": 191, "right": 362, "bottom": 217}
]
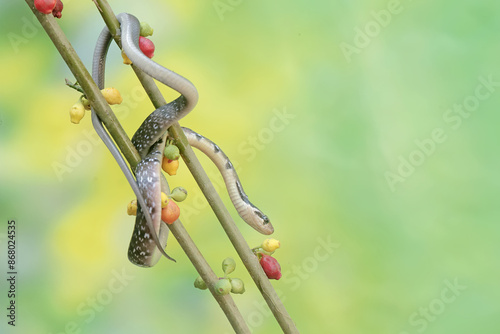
[
  {"left": 92, "top": 13, "right": 272, "bottom": 268},
  {"left": 183, "top": 128, "right": 273, "bottom": 235}
]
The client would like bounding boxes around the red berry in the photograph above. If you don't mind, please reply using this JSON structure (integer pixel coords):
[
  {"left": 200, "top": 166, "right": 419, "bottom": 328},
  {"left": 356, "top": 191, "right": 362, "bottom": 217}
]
[
  {"left": 52, "top": 0, "right": 63, "bottom": 19},
  {"left": 139, "top": 36, "right": 155, "bottom": 58},
  {"left": 34, "top": 0, "right": 56, "bottom": 14},
  {"left": 259, "top": 254, "right": 282, "bottom": 280}
]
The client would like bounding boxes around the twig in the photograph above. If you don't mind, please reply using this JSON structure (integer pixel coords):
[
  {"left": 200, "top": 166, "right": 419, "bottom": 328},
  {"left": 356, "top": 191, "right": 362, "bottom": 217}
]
[{"left": 64, "top": 78, "right": 85, "bottom": 94}]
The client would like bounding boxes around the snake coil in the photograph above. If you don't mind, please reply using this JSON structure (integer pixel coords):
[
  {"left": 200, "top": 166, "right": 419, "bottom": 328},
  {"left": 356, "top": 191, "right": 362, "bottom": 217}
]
[{"left": 91, "top": 13, "right": 273, "bottom": 268}]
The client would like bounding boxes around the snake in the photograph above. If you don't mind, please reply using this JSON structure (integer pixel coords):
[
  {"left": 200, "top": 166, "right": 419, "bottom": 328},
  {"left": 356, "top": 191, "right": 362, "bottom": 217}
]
[{"left": 91, "top": 13, "right": 273, "bottom": 268}]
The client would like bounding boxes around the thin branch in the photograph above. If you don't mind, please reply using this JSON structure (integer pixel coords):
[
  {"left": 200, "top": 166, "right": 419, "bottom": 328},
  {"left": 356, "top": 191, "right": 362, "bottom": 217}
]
[
  {"left": 93, "top": 1, "right": 299, "bottom": 333},
  {"left": 65, "top": 78, "right": 85, "bottom": 94}
]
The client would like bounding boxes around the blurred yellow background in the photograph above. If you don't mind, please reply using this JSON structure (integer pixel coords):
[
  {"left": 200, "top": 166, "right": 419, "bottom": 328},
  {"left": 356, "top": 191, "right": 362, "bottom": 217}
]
[{"left": 1, "top": 0, "right": 499, "bottom": 333}]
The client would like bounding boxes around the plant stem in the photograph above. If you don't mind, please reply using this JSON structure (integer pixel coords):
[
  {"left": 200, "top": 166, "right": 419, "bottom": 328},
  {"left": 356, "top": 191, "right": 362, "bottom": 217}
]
[
  {"left": 65, "top": 79, "right": 85, "bottom": 94},
  {"left": 93, "top": 1, "right": 299, "bottom": 333}
]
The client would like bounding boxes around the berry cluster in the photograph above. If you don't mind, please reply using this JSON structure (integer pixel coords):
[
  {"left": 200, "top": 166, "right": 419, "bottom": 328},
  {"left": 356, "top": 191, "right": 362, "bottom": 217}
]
[
  {"left": 127, "top": 186, "right": 187, "bottom": 225},
  {"left": 194, "top": 258, "right": 245, "bottom": 295},
  {"left": 162, "top": 142, "right": 180, "bottom": 175},
  {"left": 127, "top": 141, "right": 186, "bottom": 225},
  {"left": 66, "top": 80, "right": 122, "bottom": 124},
  {"left": 65, "top": 84, "right": 186, "bottom": 225},
  {"left": 253, "top": 238, "right": 282, "bottom": 280},
  {"left": 62, "top": 18, "right": 186, "bottom": 226},
  {"left": 121, "top": 21, "right": 156, "bottom": 64}
]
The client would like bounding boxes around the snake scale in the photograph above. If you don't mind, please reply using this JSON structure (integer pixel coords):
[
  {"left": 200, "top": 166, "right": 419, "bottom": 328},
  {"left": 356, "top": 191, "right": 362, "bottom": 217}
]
[{"left": 91, "top": 13, "right": 273, "bottom": 267}]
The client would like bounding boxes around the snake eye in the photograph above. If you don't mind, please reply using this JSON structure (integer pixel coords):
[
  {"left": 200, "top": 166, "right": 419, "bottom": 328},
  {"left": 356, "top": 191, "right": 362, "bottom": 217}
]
[{"left": 254, "top": 211, "right": 270, "bottom": 225}]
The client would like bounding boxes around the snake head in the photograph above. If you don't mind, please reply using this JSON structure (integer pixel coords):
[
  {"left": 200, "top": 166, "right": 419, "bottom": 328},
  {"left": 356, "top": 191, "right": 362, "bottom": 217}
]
[{"left": 247, "top": 206, "right": 274, "bottom": 235}]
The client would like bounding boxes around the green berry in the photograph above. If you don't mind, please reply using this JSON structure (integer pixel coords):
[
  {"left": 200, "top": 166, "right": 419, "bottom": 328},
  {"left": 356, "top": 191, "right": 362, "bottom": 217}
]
[
  {"left": 164, "top": 144, "right": 180, "bottom": 160},
  {"left": 230, "top": 278, "right": 245, "bottom": 294},
  {"left": 222, "top": 257, "right": 236, "bottom": 276},
  {"left": 170, "top": 187, "right": 188, "bottom": 202},
  {"left": 140, "top": 22, "right": 154, "bottom": 37},
  {"left": 194, "top": 276, "right": 207, "bottom": 290},
  {"left": 214, "top": 278, "right": 232, "bottom": 295}
]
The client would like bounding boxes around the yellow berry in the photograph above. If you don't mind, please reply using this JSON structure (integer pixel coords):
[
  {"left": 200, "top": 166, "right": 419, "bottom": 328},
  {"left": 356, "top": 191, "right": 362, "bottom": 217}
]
[
  {"left": 262, "top": 238, "right": 280, "bottom": 252},
  {"left": 161, "top": 192, "right": 169, "bottom": 208},
  {"left": 69, "top": 101, "right": 85, "bottom": 124},
  {"left": 121, "top": 50, "right": 132, "bottom": 65},
  {"left": 127, "top": 200, "right": 137, "bottom": 216},
  {"left": 162, "top": 158, "right": 179, "bottom": 176},
  {"left": 101, "top": 87, "right": 123, "bottom": 105}
]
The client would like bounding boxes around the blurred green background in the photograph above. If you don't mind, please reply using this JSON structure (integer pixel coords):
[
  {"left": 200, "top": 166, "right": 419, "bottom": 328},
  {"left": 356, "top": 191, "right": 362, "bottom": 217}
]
[{"left": 1, "top": 0, "right": 499, "bottom": 333}]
